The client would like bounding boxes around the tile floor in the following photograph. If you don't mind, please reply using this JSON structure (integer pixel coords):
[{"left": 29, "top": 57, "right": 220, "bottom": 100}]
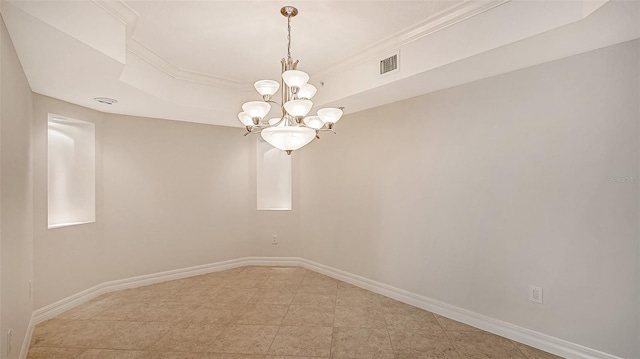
[{"left": 28, "top": 266, "right": 563, "bottom": 359}]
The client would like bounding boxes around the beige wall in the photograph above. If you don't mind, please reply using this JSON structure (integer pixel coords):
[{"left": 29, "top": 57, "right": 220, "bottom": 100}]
[
  {"left": 32, "top": 95, "right": 105, "bottom": 309},
  {"left": 1, "top": 15, "right": 34, "bottom": 359},
  {"left": 100, "top": 113, "right": 251, "bottom": 282},
  {"left": 32, "top": 95, "right": 253, "bottom": 307},
  {"left": 298, "top": 40, "right": 640, "bottom": 358}
]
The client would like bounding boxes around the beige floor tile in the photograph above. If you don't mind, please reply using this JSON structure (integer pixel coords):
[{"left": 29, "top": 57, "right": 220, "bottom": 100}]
[
  {"left": 296, "top": 285, "right": 337, "bottom": 296},
  {"left": 447, "top": 331, "right": 527, "bottom": 359},
  {"left": 177, "top": 274, "right": 227, "bottom": 288},
  {"left": 215, "top": 268, "right": 249, "bottom": 277},
  {"left": 236, "top": 303, "right": 289, "bottom": 325},
  {"left": 204, "top": 354, "right": 266, "bottom": 359},
  {"left": 152, "top": 322, "right": 227, "bottom": 352},
  {"left": 248, "top": 287, "right": 297, "bottom": 305},
  {"left": 210, "top": 324, "right": 279, "bottom": 354},
  {"left": 292, "top": 292, "right": 336, "bottom": 307},
  {"left": 384, "top": 307, "right": 441, "bottom": 330},
  {"left": 103, "top": 321, "right": 171, "bottom": 350},
  {"left": 268, "top": 267, "right": 307, "bottom": 277},
  {"left": 334, "top": 306, "right": 386, "bottom": 329},
  {"left": 379, "top": 296, "right": 415, "bottom": 309},
  {"left": 90, "top": 301, "right": 149, "bottom": 321},
  {"left": 171, "top": 286, "right": 219, "bottom": 303},
  {"left": 57, "top": 300, "right": 114, "bottom": 320},
  {"left": 331, "top": 327, "right": 394, "bottom": 359},
  {"left": 210, "top": 287, "right": 259, "bottom": 304},
  {"left": 142, "top": 280, "right": 186, "bottom": 293},
  {"left": 107, "top": 285, "right": 177, "bottom": 302},
  {"left": 152, "top": 352, "right": 206, "bottom": 359},
  {"left": 222, "top": 276, "right": 268, "bottom": 288},
  {"left": 336, "top": 289, "right": 381, "bottom": 307},
  {"left": 434, "top": 315, "right": 480, "bottom": 332},
  {"left": 282, "top": 305, "right": 335, "bottom": 327},
  {"left": 32, "top": 319, "right": 119, "bottom": 348},
  {"left": 337, "top": 281, "right": 361, "bottom": 290},
  {"left": 145, "top": 301, "right": 200, "bottom": 322},
  {"left": 189, "top": 302, "right": 244, "bottom": 324},
  {"left": 240, "top": 266, "right": 275, "bottom": 275},
  {"left": 300, "top": 274, "right": 338, "bottom": 290},
  {"left": 27, "top": 267, "right": 562, "bottom": 359},
  {"left": 27, "top": 347, "right": 86, "bottom": 359},
  {"left": 262, "top": 277, "right": 304, "bottom": 289},
  {"left": 268, "top": 326, "right": 333, "bottom": 357},
  {"left": 389, "top": 329, "right": 460, "bottom": 359},
  {"left": 75, "top": 349, "right": 152, "bottom": 359},
  {"left": 511, "top": 341, "right": 565, "bottom": 359}
]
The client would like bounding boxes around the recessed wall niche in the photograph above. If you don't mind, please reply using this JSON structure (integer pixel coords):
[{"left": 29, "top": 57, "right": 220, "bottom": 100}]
[
  {"left": 256, "top": 140, "right": 292, "bottom": 210},
  {"left": 47, "top": 114, "right": 96, "bottom": 228}
]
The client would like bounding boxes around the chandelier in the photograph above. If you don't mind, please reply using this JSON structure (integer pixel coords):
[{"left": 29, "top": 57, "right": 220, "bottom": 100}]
[{"left": 237, "top": 6, "right": 343, "bottom": 155}]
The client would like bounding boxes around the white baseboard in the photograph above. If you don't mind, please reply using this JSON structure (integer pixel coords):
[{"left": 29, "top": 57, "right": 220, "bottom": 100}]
[
  {"left": 293, "top": 258, "right": 622, "bottom": 359},
  {"left": 22, "top": 256, "right": 622, "bottom": 359},
  {"left": 18, "top": 313, "right": 35, "bottom": 359}
]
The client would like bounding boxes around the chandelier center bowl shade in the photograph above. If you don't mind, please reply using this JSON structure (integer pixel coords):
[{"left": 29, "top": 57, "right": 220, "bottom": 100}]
[{"left": 237, "top": 6, "right": 343, "bottom": 155}]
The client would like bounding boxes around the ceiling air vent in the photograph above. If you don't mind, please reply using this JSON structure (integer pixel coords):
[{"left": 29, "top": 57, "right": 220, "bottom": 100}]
[{"left": 380, "top": 53, "right": 398, "bottom": 75}]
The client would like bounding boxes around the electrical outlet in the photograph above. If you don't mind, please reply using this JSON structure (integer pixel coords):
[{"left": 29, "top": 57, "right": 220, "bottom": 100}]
[
  {"left": 7, "top": 329, "right": 12, "bottom": 356},
  {"left": 272, "top": 235, "right": 278, "bottom": 245},
  {"left": 529, "top": 285, "right": 543, "bottom": 304}
]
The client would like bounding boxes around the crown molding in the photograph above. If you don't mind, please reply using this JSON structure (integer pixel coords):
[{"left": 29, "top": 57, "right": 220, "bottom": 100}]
[
  {"left": 92, "top": 0, "right": 138, "bottom": 36},
  {"left": 94, "top": 0, "right": 248, "bottom": 90},
  {"left": 125, "top": 37, "right": 248, "bottom": 90},
  {"left": 93, "top": 0, "right": 508, "bottom": 91},
  {"left": 312, "top": 0, "right": 510, "bottom": 81}
]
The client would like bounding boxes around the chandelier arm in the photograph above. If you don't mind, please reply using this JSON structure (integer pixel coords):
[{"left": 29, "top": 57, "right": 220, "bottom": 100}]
[
  {"left": 264, "top": 100, "right": 282, "bottom": 107},
  {"left": 317, "top": 128, "right": 337, "bottom": 134},
  {"left": 244, "top": 128, "right": 264, "bottom": 136}
]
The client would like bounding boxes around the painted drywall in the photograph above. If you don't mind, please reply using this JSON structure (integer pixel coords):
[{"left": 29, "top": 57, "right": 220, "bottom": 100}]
[
  {"left": 298, "top": 40, "right": 640, "bottom": 358},
  {"left": 100, "top": 113, "right": 252, "bottom": 282},
  {"left": 1, "top": 14, "right": 34, "bottom": 359},
  {"left": 32, "top": 94, "right": 253, "bottom": 307},
  {"left": 247, "top": 137, "right": 304, "bottom": 258},
  {"left": 32, "top": 95, "right": 106, "bottom": 310}
]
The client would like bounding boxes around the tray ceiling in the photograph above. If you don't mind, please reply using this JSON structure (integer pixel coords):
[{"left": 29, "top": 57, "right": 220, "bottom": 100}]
[{"left": 1, "top": 0, "right": 638, "bottom": 128}]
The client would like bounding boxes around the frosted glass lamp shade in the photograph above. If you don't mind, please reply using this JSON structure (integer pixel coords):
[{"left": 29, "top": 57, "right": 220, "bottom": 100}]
[
  {"left": 317, "top": 108, "right": 343, "bottom": 124},
  {"left": 237, "top": 112, "right": 253, "bottom": 126},
  {"left": 261, "top": 126, "right": 316, "bottom": 152},
  {"left": 254, "top": 80, "right": 280, "bottom": 97},
  {"left": 268, "top": 117, "right": 285, "bottom": 127},
  {"left": 297, "top": 84, "right": 317, "bottom": 99},
  {"left": 242, "top": 101, "right": 271, "bottom": 120},
  {"left": 282, "top": 70, "right": 309, "bottom": 88},
  {"left": 303, "top": 116, "right": 324, "bottom": 130},
  {"left": 284, "top": 99, "right": 313, "bottom": 117}
]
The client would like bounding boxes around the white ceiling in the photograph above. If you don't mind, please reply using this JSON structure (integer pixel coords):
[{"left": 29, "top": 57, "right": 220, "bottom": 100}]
[
  {"left": 128, "top": 1, "right": 462, "bottom": 83},
  {"left": 1, "top": 0, "right": 639, "bottom": 128}
]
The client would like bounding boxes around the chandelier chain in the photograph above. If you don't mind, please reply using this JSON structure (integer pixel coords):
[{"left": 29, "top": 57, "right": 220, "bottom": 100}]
[{"left": 287, "top": 14, "right": 292, "bottom": 62}]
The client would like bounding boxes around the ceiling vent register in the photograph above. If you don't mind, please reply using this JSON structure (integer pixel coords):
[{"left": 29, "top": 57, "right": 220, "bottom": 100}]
[{"left": 380, "top": 53, "right": 398, "bottom": 75}]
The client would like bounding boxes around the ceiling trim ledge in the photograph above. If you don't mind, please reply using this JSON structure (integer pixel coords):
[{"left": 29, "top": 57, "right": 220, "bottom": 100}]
[
  {"left": 92, "top": 0, "right": 138, "bottom": 36},
  {"left": 312, "top": 0, "right": 511, "bottom": 81},
  {"left": 126, "top": 37, "right": 249, "bottom": 90}
]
